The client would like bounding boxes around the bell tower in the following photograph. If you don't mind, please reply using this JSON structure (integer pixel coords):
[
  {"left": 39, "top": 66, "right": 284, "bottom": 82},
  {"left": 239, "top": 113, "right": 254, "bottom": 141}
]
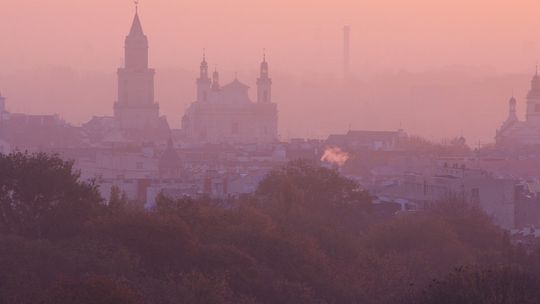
[
  {"left": 114, "top": 4, "right": 160, "bottom": 130},
  {"left": 197, "top": 52, "right": 212, "bottom": 101},
  {"left": 0, "top": 92, "right": 5, "bottom": 113},
  {"left": 526, "top": 65, "right": 540, "bottom": 124},
  {"left": 257, "top": 51, "right": 272, "bottom": 103}
]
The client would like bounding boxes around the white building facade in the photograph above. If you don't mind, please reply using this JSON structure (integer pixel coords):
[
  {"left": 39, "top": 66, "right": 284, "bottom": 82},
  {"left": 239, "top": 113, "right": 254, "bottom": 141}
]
[{"left": 181, "top": 55, "right": 278, "bottom": 144}]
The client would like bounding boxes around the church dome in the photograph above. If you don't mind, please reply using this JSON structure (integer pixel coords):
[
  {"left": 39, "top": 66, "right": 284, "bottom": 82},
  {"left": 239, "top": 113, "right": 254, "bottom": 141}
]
[{"left": 509, "top": 96, "right": 517, "bottom": 104}]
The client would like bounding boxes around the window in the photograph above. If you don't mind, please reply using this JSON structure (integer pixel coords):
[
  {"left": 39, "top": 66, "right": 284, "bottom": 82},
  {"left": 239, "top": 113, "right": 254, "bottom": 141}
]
[{"left": 136, "top": 162, "right": 143, "bottom": 169}]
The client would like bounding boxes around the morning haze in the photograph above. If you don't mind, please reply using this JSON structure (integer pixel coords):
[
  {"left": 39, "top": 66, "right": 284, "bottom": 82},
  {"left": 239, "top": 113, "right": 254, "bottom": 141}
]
[
  {"left": 3, "top": 2, "right": 540, "bottom": 303},
  {"left": 1, "top": 0, "right": 539, "bottom": 143}
]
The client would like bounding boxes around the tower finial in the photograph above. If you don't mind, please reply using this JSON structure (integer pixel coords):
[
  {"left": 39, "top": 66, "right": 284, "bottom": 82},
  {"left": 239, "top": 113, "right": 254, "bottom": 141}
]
[
  {"left": 536, "top": 62, "right": 538, "bottom": 76},
  {"left": 134, "top": 0, "right": 139, "bottom": 14},
  {"left": 263, "top": 48, "right": 266, "bottom": 62},
  {"left": 203, "top": 48, "right": 206, "bottom": 62}
]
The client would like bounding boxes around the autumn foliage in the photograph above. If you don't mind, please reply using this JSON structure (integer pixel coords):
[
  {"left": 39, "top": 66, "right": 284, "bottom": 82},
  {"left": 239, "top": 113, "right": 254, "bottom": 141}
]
[{"left": 0, "top": 154, "right": 537, "bottom": 303}]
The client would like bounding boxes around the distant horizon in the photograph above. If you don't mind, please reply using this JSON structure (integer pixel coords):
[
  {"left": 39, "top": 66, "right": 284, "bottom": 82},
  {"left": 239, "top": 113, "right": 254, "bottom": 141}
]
[{"left": 1, "top": 0, "right": 540, "bottom": 144}]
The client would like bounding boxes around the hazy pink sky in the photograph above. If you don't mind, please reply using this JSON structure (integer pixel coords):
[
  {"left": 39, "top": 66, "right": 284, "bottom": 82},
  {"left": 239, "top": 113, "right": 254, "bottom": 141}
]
[
  {"left": 1, "top": 1, "right": 539, "bottom": 144},
  {"left": 1, "top": 0, "right": 539, "bottom": 75}
]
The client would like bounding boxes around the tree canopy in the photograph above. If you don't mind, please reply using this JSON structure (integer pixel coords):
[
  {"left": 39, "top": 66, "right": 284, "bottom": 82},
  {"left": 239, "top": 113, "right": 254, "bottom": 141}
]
[
  {"left": 0, "top": 152, "right": 104, "bottom": 238},
  {"left": 0, "top": 153, "right": 537, "bottom": 303}
]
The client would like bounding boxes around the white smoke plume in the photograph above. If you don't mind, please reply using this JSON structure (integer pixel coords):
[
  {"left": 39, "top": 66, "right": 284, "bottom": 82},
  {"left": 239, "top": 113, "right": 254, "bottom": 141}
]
[{"left": 321, "top": 147, "right": 349, "bottom": 167}]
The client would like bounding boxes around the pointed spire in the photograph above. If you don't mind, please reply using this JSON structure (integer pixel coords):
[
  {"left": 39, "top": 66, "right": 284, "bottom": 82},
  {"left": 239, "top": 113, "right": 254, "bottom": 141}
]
[
  {"left": 260, "top": 49, "right": 269, "bottom": 79},
  {"left": 200, "top": 49, "right": 208, "bottom": 68},
  {"left": 129, "top": 2, "right": 144, "bottom": 36},
  {"left": 199, "top": 49, "right": 209, "bottom": 81}
]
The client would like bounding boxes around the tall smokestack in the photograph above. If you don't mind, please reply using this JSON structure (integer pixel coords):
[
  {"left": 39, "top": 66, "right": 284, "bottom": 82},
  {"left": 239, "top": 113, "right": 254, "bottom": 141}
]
[{"left": 343, "top": 25, "right": 350, "bottom": 80}]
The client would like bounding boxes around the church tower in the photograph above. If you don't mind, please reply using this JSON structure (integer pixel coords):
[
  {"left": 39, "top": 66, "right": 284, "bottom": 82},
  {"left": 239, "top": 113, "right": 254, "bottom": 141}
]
[
  {"left": 256, "top": 53, "right": 272, "bottom": 103},
  {"left": 212, "top": 67, "right": 220, "bottom": 91},
  {"left": 508, "top": 96, "right": 518, "bottom": 122},
  {"left": 197, "top": 53, "right": 211, "bottom": 101},
  {"left": 526, "top": 65, "right": 540, "bottom": 124},
  {"left": 0, "top": 92, "right": 5, "bottom": 113},
  {"left": 499, "top": 95, "right": 518, "bottom": 132},
  {"left": 114, "top": 6, "right": 160, "bottom": 130}
]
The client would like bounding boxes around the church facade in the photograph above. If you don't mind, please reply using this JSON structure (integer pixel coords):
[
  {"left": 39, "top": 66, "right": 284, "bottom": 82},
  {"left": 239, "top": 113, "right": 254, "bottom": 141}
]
[
  {"left": 496, "top": 69, "right": 540, "bottom": 146},
  {"left": 181, "top": 55, "right": 278, "bottom": 144}
]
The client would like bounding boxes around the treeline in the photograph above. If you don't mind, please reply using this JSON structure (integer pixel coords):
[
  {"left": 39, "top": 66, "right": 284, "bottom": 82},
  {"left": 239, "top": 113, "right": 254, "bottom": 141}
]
[{"left": 0, "top": 152, "right": 539, "bottom": 303}]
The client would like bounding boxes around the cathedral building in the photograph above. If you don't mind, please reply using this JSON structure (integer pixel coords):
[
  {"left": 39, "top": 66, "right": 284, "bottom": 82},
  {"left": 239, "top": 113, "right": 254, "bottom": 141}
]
[
  {"left": 496, "top": 68, "right": 540, "bottom": 145},
  {"left": 181, "top": 55, "right": 278, "bottom": 144},
  {"left": 113, "top": 8, "right": 167, "bottom": 132}
]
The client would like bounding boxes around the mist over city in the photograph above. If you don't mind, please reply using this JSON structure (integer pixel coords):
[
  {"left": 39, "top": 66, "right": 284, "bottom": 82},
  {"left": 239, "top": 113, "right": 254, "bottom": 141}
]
[{"left": 1, "top": 1, "right": 540, "bottom": 303}]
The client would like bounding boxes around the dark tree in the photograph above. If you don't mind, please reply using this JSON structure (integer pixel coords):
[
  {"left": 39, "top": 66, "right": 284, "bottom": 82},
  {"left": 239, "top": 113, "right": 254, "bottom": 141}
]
[
  {"left": 42, "top": 276, "right": 142, "bottom": 304},
  {"left": 413, "top": 266, "right": 540, "bottom": 304},
  {"left": 108, "top": 185, "right": 128, "bottom": 215},
  {"left": 256, "top": 160, "right": 371, "bottom": 225},
  {"left": 0, "top": 152, "right": 104, "bottom": 238}
]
